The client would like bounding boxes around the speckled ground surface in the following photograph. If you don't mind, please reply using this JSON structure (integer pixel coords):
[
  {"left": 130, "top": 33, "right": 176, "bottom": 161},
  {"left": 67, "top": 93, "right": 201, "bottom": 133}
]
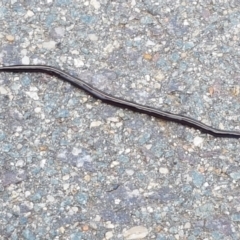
[{"left": 1, "top": 1, "right": 240, "bottom": 239}]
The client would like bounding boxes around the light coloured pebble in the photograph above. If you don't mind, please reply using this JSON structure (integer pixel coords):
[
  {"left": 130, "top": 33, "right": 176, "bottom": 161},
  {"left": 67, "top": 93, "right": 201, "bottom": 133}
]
[
  {"left": 16, "top": 159, "right": 24, "bottom": 167},
  {"left": 125, "top": 148, "right": 131, "bottom": 154},
  {"left": 40, "top": 159, "right": 46, "bottom": 168},
  {"left": 159, "top": 167, "right": 169, "bottom": 174},
  {"left": 107, "top": 117, "right": 119, "bottom": 122},
  {"left": 6, "top": 35, "right": 15, "bottom": 42},
  {"left": 47, "top": 195, "right": 55, "bottom": 202},
  {"left": 34, "top": 107, "right": 42, "bottom": 113},
  {"left": 25, "top": 201, "right": 34, "bottom": 210},
  {"left": 105, "top": 231, "right": 113, "bottom": 239},
  {"left": 26, "top": 91, "right": 39, "bottom": 100},
  {"left": 54, "top": 26, "right": 65, "bottom": 38},
  {"left": 25, "top": 191, "right": 31, "bottom": 198},
  {"left": 106, "top": 221, "right": 115, "bottom": 229},
  {"left": 110, "top": 161, "right": 119, "bottom": 168},
  {"left": 90, "top": 0, "right": 100, "bottom": 9},
  {"left": 146, "top": 40, "right": 155, "bottom": 46},
  {"left": 89, "top": 221, "right": 98, "bottom": 230},
  {"left": 116, "top": 122, "right": 122, "bottom": 128},
  {"left": 104, "top": 43, "right": 114, "bottom": 53},
  {"left": 154, "top": 71, "right": 165, "bottom": 81},
  {"left": 193, "top": 136, "right": 204, "bottom": 147},
  {"left": 145, "top": 144, "right": 152, "bottom": 150},
  {"left": 21, "top": 49, "right": 28, "bottom": 57},
  {"left": 184, "top": 222, "right": 191, "bottom": 229},
  {"left": 82, "top": 225, "right": 89, "bottom": 231},
  {"left": 95, "top": 215, "right": 101, "bottom": 221},
  {"left": 72, "top": 147, "right": 82, "bottom": 156},
  {"left": 131, "top": 0, "right": 136, "bottom": 6},
  {"left": 17, "top": 144, "right": 22, "bottom": 149},
  {"left": 63, "top": 175, "right": 70, "bottom": 181},
  {"left": 154, "top": 82, "right": 161, "bottom": 89},
  {"left": 74, "top": 59, "right": 84, "bottom": 67},
  {"left": 42, "top": 41, "right": 56, "bottom": 49},
  {"left": 0, "top": 86, "right": 9, "bottom": 95},
  {"left": 71, "top": 50, "right": 80, "bottom": 55},
  {"left": 123, "top": 226, "right": 149, "bottom": 240},
  {"left": 22, "top": 56, "right": 30, "bottom": 64},
  {"left": 88, "top": 33, "right": 98, "bottom": 41},
  {"left": 59, "top": 226, "right": 65, "bottom": 234},
  {"left": 71, "top": 206, "right": 78, "bottom": 213},
  {"left": 86, "top": 104, "right": 93, "bottom": 109},
  {"left": 25, "top": 10, "right": 34, "bottom": 17},
  {"left": 82, "top": 97, "right": 88, "bottom": 103},
  {"left": 115, "top": 199, "right": 121, "bottom": 204},
  {"left": 125, "top": 169, "right": 134, "bottom": 176},
  {"left": 90, "top": 121, "right": 102, "bottom": 128},
  {"left": 29, "top": 86, "right": 38, "bottom": 91},
  {"left": 16, "top": 126, "right": 22, "bottom": 132},
  {"left": 84, "top": 175, "right": 91, "bottom": 182}
]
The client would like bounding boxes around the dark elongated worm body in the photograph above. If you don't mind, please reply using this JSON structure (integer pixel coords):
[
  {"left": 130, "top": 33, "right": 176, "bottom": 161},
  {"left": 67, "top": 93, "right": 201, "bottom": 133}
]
[{"left": 1, "top": 65, "right": 240, "bottom": 138}]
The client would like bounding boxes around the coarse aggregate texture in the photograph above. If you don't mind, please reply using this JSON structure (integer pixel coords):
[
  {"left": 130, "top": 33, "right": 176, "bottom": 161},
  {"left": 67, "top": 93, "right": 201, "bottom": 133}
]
[{"left": 1, "top": 0, "right": 240, "bottom": 239}]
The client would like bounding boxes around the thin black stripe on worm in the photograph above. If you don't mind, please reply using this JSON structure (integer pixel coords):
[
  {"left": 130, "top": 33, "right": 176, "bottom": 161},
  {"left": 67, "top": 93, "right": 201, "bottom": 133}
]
[{"left": 0, "top": 65, "right": 240, "bottom": 138}]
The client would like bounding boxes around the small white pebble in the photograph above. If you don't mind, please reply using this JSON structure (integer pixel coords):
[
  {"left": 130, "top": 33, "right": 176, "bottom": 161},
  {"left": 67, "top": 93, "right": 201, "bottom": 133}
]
[
  {"left": 126, "top": 169, "right": 134, "bottom": 176},
  {"left": 105, "top": 231, "right": 113, "bottom": 239},
  {"left": 74, "top": 59, "right": 84, "bottom": 67},
  {"left": 47, "top": 195, "right": 55, "bottom": 202},
  {"left": 131, "top": 0, "right": 136, "bottom": 7},
  {"left": 25, "top": 191, "right": 31, "bottom": 198},
  {"left": 90, "top": 121, "right": 102, "bottom": 128},
  {"left": 107, "top": 117, "right": 119, "bottom": 122},
  {"left": 42, "top": 41, "right": 56, "bottom": 50},
  {"left": 63, "top": 175, "right": 70, "bottom": 180},
  {"left": 95, "top": 215, "right": 101, "bottom": 221},
  {"left": 90, "top": 0, "right": 100, "bottom": 9},
  {"left": 16, "top": 126, "right": 23, "bottom": 132},
  {"left": 159, "top": 167, "right": 169, "bottom": 174},
  {"left": 71, "top": 206, "right": 79, "bottom": 213},
  {"left": 40, "top": 158, "right": 47, "bottom": 167},
  {"left": 26, "top": 91, "right": 39, "bottom": 100},
  {"left": 115, "top": 199, "right": 121, "bottom": 205},
  {"left": 110, "top": 161, "right": 119, "bottom": 168},
  {"left": 72, "top": 147, "right": 82, "bottom": 156},
  {"left": 147, "top": 206, "right": 153, "bottom": 213},
  {"left": 104, "top": 44, "right": 114, "bottom": 53},
  {"left": 25, "top": 10, "right": 34, "bottom": 18},
  {"left": 17, "top": 144, "right": 22, "bottom": 149},
  {"left": 125, "top": 148, "right": 131, "bottom": 154},
  {"left": 29, "top": 86, "right": 38, "bottom": 92},
  {"left": 88, "top": 33, "right": 98, "bottom": 41},
  {"left": 123, "top": 226, "right": 149, "bottom": 239},
  {"left": 34, "top": 107, "right": 41, "bottom": 113},
  {"left": 184, "top": 222, "right": 191, "bottom": 229},
  {"left": 193, "top": 136, "right": 204, "bottom": 147},
  {"left": 16, "top": 159, "right": 24, "bottom": 167},
  {"left": 22, "top": 56, "right": 30, "bottom": 64},
  {"left": 106, "top": 221, "right": 115, "bottom": 229},
  {"left": 0, "top": 86, "right": 9, "bottom": 95},
  {"left": 145, "top": 144, "right": 152, "bottom": 150},
  {"left": 71, "top": 50, "right": 79, "bottom": 55}
]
